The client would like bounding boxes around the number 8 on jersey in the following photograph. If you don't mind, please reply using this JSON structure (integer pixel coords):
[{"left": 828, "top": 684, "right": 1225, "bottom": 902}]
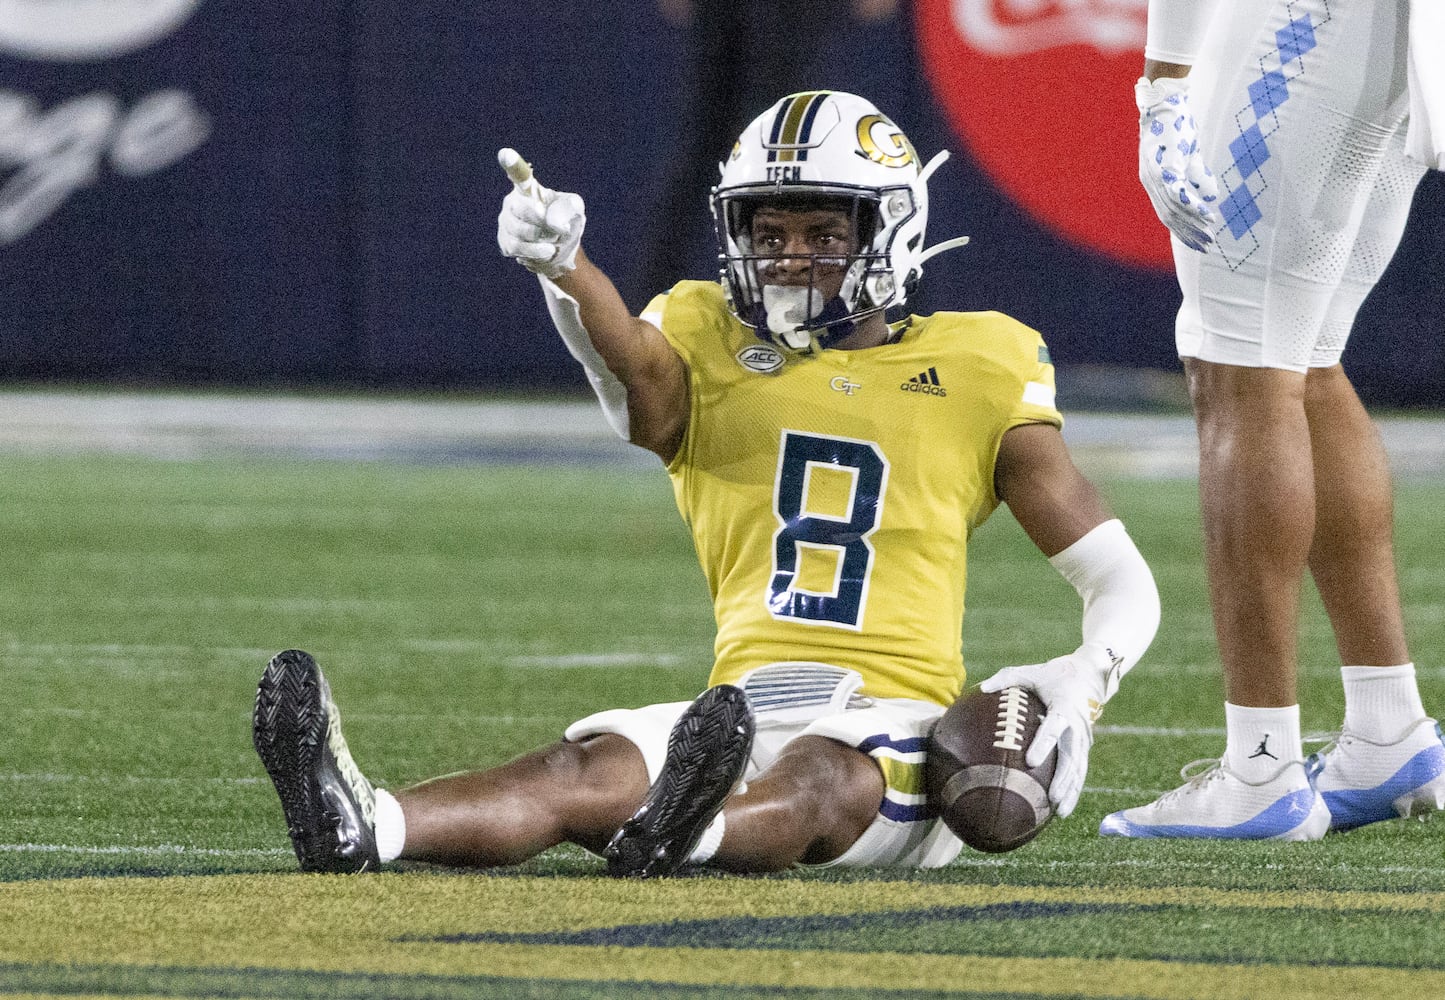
[{"left": 768, "top": 430, "right": 889, "bottom": 630}]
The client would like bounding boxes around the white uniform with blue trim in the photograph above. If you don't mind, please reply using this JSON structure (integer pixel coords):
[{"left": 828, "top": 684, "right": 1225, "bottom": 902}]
[{"left": 1175, "top": 0, "right": 1426, "bottom": 372}]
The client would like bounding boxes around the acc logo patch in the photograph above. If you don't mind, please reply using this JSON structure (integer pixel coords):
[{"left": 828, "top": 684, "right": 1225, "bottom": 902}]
[
  {"left": 736, "top": 344, "right": 785, "bottom": 374},
  {"left": 914, "top": 0, "right": 1170, "bottom": 269}
]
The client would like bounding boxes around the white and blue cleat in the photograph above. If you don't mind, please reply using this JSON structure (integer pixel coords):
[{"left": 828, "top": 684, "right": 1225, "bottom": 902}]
[
  {"left": 1311, "top": 717, "right": 1445, "bottom": 832},
  {"left": 1099, "top": 758, "right": 1331, "bottom": 841}
]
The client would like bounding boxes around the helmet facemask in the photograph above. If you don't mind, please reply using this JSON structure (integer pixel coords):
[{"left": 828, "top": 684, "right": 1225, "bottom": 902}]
[{"left": 714, "top": 188, "right": 907, "bottom": 353}]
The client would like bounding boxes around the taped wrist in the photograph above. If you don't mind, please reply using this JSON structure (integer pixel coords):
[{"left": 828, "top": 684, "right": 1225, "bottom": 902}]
[
  {"left": 1145, "top": 0, "right": 1217, "bottom": 65},
  {"left": 1048, "top": 519, "right": 1160, "bottom": 703},
  {"left": 539, "top": 276, "right": 631, "bottom": 440}
]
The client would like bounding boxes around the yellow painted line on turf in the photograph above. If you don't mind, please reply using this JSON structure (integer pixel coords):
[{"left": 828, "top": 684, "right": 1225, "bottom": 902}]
[
  {"left": 381, "top": 945, "right": 1445, "bottom": 999},
  {"left": 2, "top": 875, "right": 1444, "bottom": 998}
]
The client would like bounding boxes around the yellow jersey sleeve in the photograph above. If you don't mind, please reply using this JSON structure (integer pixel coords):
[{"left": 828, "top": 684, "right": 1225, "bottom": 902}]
[{"left": 643, "top": 283, "right": 1063, "bottom": 707}]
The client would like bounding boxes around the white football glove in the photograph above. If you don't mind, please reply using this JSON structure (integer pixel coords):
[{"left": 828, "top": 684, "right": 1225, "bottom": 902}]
[
  {"left": 1135, "top": 76, "right": 1219, "bottom": 253},
  {"left": 977, "top": 653, "right": 1109, "bottom": 819},
  {"left": 497, "top": 147, "right": 585, "bottom": 280}
]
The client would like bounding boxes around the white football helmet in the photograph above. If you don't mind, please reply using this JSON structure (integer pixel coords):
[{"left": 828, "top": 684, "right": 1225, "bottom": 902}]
[{"left": 711, "top": 91, "right": 968, "bottom": 352}]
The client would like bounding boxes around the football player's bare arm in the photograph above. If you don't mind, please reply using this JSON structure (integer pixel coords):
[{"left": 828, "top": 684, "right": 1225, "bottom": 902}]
[
  {"left": 496, "top": 147, "right": 689, "bottom": 460},
  {"left": 994, "top": 422, "right": 1113, "bottom": 557},
  {"left": 1143, "top": 58, "right": 1191, "bottom": 80},
  {"left": 550, "top": 249, "right": 690, "bottom": 461},
  {"left": 391, "top": 734, "right": 653, "bottom": 867}
]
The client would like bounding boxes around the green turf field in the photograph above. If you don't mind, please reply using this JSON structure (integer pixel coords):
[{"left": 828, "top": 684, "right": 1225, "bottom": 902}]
[{"left": 2, "top": 448, "right": 1443, "bottom": 999}]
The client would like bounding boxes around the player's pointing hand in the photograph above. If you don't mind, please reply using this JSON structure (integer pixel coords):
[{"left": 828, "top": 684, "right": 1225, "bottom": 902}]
[{"left": 497, "top": 147, "right": 586, "bottom": 279}]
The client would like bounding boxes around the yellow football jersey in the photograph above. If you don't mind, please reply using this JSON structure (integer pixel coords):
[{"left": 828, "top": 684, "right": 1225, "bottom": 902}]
[{"left": 643, "top": 281, "right": 1063, "bottom": 707}]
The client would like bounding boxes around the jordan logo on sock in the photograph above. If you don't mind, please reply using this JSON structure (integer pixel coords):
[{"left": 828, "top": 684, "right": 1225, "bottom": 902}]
[{"left": 1249, "top": 735, "right": 1278, "bottom": 761}]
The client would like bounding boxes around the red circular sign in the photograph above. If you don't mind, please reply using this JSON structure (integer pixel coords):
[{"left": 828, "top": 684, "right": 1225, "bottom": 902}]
[{"left": 915, "top": 0, "right": 1172, "bottom": 269}]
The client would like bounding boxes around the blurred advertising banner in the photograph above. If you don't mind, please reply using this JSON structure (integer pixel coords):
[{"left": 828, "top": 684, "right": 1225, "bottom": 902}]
[
  {"left": 0, "top": 2, "right": 357, "bottom": 385},
  {"left": 0, "top": 0, "right": 211, "bottom": 246},
  {"left": 0, "top": 2, "right": 1439, "bottom": 403},
  {"left": 915, "top": 0, "right": 1167, "bottom": 268}
]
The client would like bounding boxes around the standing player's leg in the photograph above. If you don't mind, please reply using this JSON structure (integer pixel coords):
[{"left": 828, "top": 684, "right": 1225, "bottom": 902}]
[
  {"left": 1304, "top": 364, "right": 1407, "bottom": 670},
  {"left": 1302, "top": 362, "right": 1445, "bottom": 830},
  {"left": 1303, "top": 132, "right": 1421, "bottom": 672},
  {"left": 1099, "top": 360, "right": 1332, "bottom": 841},
  {"left": 1300, "top": 143, "right": 1445, "bottom": 830},
  {"left": 1186, "top": 360, "right": 1312, "bottom": 713},
  {"left": 1101, "top": 0, "right": 1421, "bottom": 839}
]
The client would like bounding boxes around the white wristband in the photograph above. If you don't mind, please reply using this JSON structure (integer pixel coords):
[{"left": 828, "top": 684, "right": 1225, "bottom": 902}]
[
  {"left": 1048, "top": 519, "right": 1161, "bottom": 702},
  {"left": 539, "top": 276, "right": 631, "bottom": 440},
  {"left": 1145, "top": 0, "right": 1218, "bottom": 65}
]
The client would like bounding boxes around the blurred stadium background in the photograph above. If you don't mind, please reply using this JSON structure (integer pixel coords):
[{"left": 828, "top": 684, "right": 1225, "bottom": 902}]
[{"left": 2, "top": 1, "right": 1442, "bottom": 407}]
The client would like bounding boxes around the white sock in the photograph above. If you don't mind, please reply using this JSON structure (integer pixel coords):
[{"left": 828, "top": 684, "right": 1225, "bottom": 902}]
[
  {"left": 1341, "top": 663, "right": 1426, "bottom": 742},
  {"left": 1224, "top": 702, "right": 1302, "bottom": 781},
  {"left": 686, "top": 813, "right": 725, "bottom": 864},
  {"left": 374, "top": 788, "right": 406, "bottom": 864}
]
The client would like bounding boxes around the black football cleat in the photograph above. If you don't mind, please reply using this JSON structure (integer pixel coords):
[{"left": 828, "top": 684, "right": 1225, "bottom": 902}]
[
  {"left": 252, "top": 649, "right": 381, "bottom": 873},
  {"left": 604, "top": 684, "right": 755, "bottom": 878}
]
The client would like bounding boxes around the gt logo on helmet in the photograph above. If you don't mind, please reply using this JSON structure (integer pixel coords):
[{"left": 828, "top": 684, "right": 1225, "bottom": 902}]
[{"left": 856, "top": 114, "right": 916, "bottom": 169}]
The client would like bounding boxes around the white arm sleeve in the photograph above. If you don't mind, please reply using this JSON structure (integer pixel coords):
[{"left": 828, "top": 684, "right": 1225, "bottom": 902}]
[
  {"left": 538, "top": 275, "right": 631, "bottom": 440},
  {"left": 1049, "top": 518, "right": 1161, "bottom": 702},
  {"left": 1145, "top": 0, "right": 1219, "bottom": 66}
]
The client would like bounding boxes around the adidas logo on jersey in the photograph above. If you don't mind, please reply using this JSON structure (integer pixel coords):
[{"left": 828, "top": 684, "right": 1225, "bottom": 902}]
[{"left": 900, "top": 367, "right": 947, "bottom": 397}]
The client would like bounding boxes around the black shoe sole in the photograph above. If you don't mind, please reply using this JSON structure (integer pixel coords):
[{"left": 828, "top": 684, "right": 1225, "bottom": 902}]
[
  {"left": 604, "top": 684, "right": 754, "bottom": 878},
  {"left": 253, "top": 649, "right": 376, "bottom": 873}
]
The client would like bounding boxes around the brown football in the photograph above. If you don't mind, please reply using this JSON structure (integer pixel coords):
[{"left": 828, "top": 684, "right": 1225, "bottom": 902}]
[{"left": 925, "top": 686, "right": 1058, "bottom": 853}]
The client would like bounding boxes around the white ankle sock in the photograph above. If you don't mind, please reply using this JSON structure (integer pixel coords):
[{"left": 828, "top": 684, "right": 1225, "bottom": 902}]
[
  {"left": 1225, "top": 702, "right": 1302, "bottom": 781},
  {"left": 374, "top": 788, "right": 406, "bottom": 863},
  {"left": 1341, "top": 663, "right": 1426, "bottom": 743},
  {"left": 687, "top": 813, "right": 725, "bottom": 864}
]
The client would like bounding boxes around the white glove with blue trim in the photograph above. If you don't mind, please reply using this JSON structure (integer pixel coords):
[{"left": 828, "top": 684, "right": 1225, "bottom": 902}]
[
  {"left": 497, "top": 148, "right": 586, "bottom": 280},
  {"left": 1135, "top": 76, "right": 1219, "bottom": 252},
  {"left": 977, "top": 652, "right": 1112, "bottom": 819}
]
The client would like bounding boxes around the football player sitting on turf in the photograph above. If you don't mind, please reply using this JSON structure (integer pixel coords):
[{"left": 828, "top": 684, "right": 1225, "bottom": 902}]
[{"left": 252, "top": 91, "right": 1161, "bottom": 876}]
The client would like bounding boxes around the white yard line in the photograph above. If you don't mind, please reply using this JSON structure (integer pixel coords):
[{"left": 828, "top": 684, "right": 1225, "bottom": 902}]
[
  {"left": 0, "top": 842, "right": 291, "bottom": 858},
  {"left": 501, "top": 653, "right": 686, "bottom": 668},
  {"left": 1094, "top": 725, "right": 1227, "bottom": 737}
]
